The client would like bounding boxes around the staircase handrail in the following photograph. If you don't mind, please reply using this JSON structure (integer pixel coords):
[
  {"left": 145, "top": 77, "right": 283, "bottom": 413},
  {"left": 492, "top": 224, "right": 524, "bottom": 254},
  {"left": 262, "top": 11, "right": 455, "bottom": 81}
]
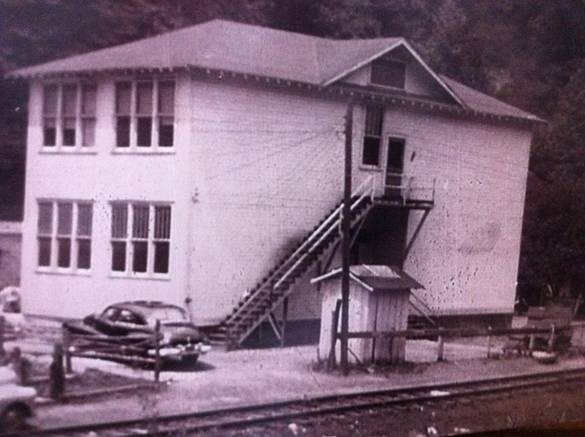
[
  {"left": 227, "top": 176, "right": 374, "bottom": 327},
  {"left": 273, "top": 176, "right": 374, "bottom": 290}
]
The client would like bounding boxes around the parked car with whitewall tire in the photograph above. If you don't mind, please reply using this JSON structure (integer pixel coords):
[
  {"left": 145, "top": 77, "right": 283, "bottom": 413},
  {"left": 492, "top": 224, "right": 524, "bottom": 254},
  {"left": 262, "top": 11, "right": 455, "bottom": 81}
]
[{"left": 63, "top": 301, "right": 211, "bottom": 365}]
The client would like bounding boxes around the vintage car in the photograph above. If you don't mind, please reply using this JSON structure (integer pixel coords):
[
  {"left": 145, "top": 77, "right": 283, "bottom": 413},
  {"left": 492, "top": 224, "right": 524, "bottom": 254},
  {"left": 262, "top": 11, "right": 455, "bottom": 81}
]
[
  {"left": 63, "top": 301, "right": 210, "bottom": 364},
  {"left": 0, "top": 367, "right": 36, "bottom": 432}
]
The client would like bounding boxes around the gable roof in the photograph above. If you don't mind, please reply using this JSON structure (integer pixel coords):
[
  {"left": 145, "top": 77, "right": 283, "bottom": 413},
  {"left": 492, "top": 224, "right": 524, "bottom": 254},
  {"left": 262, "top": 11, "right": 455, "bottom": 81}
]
[
  {"left": 311, "top": 265, "right": 424, "bottom": 292},
  {"left": 7, "top": 19, "right": 541, "bottom": 123}
]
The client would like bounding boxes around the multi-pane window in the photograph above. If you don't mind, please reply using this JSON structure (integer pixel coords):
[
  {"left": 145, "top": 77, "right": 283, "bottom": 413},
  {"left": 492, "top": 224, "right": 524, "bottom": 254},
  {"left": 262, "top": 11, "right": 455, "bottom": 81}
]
[
  {"left": 115, "top": 80, "right": 175, "bottom": 150},
  {"left": 42, "top": 85, "right": 58, "bottom": 146},
  {"left": 362, "top": 105, "right": 384, "bottom": 166},
  {"left": 37, "top": 200, "right": 93, "bottom": 271},
  {"left": 110, "top": 203, "right": 172, "bottom": 275},
  {"left": 42, "top": 83, "right": 97, "bottom": 150},
  {"left": 370, "top": 59, "right": 406, "bottom": 89}
]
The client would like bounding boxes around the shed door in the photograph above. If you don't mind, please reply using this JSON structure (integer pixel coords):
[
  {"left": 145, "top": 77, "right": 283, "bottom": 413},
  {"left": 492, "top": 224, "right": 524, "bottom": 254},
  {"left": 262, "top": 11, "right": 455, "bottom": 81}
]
[{"left": 385, "top": 137, "right": 405, "bottom": 198}]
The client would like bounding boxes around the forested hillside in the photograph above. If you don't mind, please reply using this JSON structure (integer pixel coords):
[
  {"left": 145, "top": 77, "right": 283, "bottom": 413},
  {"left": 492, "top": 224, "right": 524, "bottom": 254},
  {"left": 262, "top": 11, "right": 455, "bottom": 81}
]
[{"left": 2, "top": 0, "right": 584, "bottom": 303}]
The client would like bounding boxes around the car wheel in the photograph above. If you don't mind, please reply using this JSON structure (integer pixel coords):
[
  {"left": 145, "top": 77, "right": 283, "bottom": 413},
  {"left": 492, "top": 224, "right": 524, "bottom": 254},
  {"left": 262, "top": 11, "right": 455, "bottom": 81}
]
[{"left": 1, "top": 405, "right": 28, "bottom": 432}]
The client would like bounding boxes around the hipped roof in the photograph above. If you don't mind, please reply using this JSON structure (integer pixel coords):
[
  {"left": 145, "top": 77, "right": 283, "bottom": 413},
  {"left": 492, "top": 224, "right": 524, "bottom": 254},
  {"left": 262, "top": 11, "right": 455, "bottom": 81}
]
[
  {"left": 7, "top": 19, "right": 542, "bottom": 124},
  {"left": 311, "top": 265, "right": 424, "bottom": 292}
]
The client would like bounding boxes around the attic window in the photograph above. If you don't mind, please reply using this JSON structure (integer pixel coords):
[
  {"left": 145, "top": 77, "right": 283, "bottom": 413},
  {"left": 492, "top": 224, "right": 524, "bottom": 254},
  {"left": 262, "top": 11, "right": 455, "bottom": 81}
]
[{"left": 370, "top": 59, "right": 406, "bottom": 89}]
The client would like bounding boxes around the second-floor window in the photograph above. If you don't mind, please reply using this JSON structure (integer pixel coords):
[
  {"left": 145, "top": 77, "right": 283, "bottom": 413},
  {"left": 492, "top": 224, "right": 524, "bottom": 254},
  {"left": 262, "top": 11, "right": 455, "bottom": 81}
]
[
  {"left": 115, "top": 80, "right": 175, "bottom": 151},
  {"left": 37, "top": 200, "right": 93, "bottom": 271},
  {"left": 42, "top": 83, "right": 97, "bottom": 150},
  {"left": 362, "top": 105, "right": 384, "bottom": 167}
]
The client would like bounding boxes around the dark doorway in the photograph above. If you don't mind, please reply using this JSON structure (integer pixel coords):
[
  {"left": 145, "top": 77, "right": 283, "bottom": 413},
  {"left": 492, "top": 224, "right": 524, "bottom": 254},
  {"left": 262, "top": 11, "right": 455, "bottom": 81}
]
[
  {"left": 385, "top": 137, "right": 405, "bottom": 198},
  {"left": 350, "top": 206, "right": 409, "bottom": 267}
]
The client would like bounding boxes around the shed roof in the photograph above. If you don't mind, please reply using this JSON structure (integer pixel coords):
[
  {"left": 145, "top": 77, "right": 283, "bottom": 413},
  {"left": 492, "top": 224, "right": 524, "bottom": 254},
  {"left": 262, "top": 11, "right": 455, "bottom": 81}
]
[
  {"left": 7, "top": 19, "right": 542, "bottom": 123},
  {"left": 311, "top": 265, "right": 424, "bottom": 292}
]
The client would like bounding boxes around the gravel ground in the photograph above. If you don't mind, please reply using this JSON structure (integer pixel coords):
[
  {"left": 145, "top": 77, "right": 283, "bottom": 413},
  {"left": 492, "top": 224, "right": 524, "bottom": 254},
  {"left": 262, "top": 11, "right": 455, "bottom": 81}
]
[{"left": 196, "top": 383, "right": 585, "bottom": 436}]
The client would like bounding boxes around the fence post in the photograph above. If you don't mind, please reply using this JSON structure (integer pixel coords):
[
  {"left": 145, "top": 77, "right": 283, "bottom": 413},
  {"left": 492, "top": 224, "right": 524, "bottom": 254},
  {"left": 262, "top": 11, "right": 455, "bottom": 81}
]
[
  {"left": 528, "top": 333, "right": 536, "bottom": 355},
  {"left": 62, "top": 327, "right": 72, "bottom": 374},
  {"left": 11, "top": 347, "right": 29, "bottom": 385},
  {"left": 487, "top": 326, "right": 493, "bottom": 358},
  {"left": 328, "top": 310, "right": 337, "bottom": 370},
  {"left": 547, "top": 324, "right": 556, "bottom": 352},
  {"left": 437, "top": 333, "right": 444, "bottom": 362},
  {"left": 154, "top": 319, "right": 161, "bottom": 383},
  {"left": 49, "top": 343, "right": 65, "bottom": 400},
  {"left": 328, "top": 300, "right": 342, "bottom": 370},
  {"left": 0, "top": 315, "right": 5, "bottom": 359}
]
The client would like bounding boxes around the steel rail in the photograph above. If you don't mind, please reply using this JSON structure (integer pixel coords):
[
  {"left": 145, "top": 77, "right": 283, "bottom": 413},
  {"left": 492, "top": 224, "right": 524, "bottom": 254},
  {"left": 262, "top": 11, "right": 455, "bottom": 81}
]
[{"left": 25, "top": 366, "right": 585, "bottom": 436}]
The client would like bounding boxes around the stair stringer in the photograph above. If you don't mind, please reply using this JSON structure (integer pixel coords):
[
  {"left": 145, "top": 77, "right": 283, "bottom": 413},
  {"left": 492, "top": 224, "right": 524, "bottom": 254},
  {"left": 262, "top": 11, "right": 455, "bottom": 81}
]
[{"left": 226, "top": 198, "right": 375, "bottom": 348}]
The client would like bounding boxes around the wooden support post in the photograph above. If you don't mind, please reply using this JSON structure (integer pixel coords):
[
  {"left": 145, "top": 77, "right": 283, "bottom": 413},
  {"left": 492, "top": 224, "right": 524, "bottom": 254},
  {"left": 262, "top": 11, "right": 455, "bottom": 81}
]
[
  {"left": 528, "top": 333, "right": 536, "bottom": 355},
  {"left": 340, "top": 102, "right": 354, "bottom": 375},
  {"left": 154, "top": 320, "right": 161, "bottom": 383},
  {"left": 0, "top": 316, "right": 5, "bottom": 359},
  {"left": 281, "top": 298, "right": 289, "bottom": 348},
  {"left": 49, "top": 343, "right": 65, "bottom": 400},
  {"left": 487, "top": 326, "right": 493, "bottom": 359},
  {"left": 547, "top": 324, "right": 556, "bottom": 352},
  {"left": 62, "top": 328, "right": 72, "bottom": 374},
  {"left": 328, "top": 300, "right": 342, "bottom": 370},
  {"left": 437, "top": 334, "right": 444, "bottom": 362},
  {"left": 11, "top": 347, "right": 28, "bottom": 385}
]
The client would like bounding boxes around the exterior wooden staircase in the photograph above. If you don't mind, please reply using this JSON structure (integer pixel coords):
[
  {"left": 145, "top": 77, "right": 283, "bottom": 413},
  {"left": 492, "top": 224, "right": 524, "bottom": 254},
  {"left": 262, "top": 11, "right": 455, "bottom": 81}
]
[{"left": 209, "top": 177, "right": 376, "bottom": 349}]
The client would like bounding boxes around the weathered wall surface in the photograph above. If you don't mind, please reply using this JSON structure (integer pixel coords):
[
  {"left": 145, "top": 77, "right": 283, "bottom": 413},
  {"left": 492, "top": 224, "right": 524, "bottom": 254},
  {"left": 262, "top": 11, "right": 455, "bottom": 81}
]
[
  {"left": 20, "top": 75, "right": 194, "bottom": 317},
  {"left": 187, "top": 79, "right": 346, "bottom": 323},
  {"left": 19, "top": 71, "right": 532, "bottom": 323},
  {"left": 0, "top": 222, "right": 21, "bottom": 289},
  {"left": 352, "top": 105, "right": 532, "bottom": 316}
]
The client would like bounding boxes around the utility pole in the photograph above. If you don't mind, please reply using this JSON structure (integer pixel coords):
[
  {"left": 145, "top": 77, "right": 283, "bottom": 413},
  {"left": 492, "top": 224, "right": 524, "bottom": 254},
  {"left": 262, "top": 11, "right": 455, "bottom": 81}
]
[{"left": 340, "top": 102, "right": 353, "bottom": 375}]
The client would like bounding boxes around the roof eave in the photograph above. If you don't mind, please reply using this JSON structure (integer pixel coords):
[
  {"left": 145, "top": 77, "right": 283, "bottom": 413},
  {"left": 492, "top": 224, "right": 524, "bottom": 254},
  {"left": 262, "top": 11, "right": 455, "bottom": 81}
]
[{"left": 6, "top": 64, "right": 544, "bottom": 126}]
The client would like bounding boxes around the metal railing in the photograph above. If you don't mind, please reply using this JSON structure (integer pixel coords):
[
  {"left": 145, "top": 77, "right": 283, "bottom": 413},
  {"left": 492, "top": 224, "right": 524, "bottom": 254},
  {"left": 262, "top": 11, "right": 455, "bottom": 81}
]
[{"left": 383, "top": 172, "right": 436, "bottom": 204}]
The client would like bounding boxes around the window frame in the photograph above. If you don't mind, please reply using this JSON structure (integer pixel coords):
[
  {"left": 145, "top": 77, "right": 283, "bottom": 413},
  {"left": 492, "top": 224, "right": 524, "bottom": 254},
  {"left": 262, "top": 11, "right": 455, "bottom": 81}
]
[
  {"left": 113, "top": 78, "right": 175, "bottom": 154},
  {"left": 40, "top": 82, "right": 98, "bottom": 153},
  {"left": 36, "top": 199, "right": 93, "bottom": 275},
  {"left": 360, "top": 105, "right": 385, "bottom": 169},
  {"left": 109, "top": 201, "right": 172, "bottom": 279}
]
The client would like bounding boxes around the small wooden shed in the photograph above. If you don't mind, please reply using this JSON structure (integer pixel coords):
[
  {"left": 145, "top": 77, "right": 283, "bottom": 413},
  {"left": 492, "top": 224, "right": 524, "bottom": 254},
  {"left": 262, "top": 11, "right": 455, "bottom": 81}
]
[{"left": 312, "top": 264, "right": 423, "bottom": 365}]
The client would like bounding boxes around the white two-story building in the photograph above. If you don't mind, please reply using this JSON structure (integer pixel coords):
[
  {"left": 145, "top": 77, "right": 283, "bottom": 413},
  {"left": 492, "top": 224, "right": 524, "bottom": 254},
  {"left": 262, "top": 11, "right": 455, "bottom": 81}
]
[{"left": 8, "top": 20, "right": 541, "bottom": 347}]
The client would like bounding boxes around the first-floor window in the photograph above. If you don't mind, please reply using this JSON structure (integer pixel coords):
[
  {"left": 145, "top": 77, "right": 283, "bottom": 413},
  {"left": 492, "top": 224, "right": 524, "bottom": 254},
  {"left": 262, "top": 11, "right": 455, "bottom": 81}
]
[
  {"left": 110, "top": 202, "right": 172, "bottom": 275},
  {"left": 37, "top": 200, "right": 93, "bottom": 271}
]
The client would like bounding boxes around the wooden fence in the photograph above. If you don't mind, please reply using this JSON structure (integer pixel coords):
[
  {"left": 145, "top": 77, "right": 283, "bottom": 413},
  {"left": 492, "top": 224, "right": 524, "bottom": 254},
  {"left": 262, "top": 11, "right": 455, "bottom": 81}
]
[
  {"left": 63, "top": 320, "right": 163, "bottom": 382},
  {"left": 329, "top": 321, "right": 573, "bottom": 367}
]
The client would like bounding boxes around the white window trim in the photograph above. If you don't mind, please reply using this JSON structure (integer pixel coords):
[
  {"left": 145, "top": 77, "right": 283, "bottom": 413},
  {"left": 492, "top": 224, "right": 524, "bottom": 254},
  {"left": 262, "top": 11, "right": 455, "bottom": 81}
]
[
  {"left": 36, "top": 199, "right": 93, "bottom": 276},
  {"left": 109, "top": 201, "right": 172, "bottom": 279},
  {"left": 112, "top": 78, "right": 176, "bottom": 154},
  {"left": 40, "top": 82, "right": 98, "bottom": 153}
]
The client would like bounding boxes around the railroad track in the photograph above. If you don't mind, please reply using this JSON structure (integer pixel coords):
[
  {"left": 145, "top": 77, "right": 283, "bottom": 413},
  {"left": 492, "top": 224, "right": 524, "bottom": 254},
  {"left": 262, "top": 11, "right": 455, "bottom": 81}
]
[{"left": 24, "top": 366, "right": 585, "bottom": 436}]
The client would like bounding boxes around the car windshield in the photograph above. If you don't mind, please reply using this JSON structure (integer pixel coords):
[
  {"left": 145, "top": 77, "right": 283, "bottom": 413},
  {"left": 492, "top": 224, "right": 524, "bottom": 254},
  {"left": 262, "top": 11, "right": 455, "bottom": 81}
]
[{"left": 144, "top": 307, "right": 189, "bottom": 325}]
